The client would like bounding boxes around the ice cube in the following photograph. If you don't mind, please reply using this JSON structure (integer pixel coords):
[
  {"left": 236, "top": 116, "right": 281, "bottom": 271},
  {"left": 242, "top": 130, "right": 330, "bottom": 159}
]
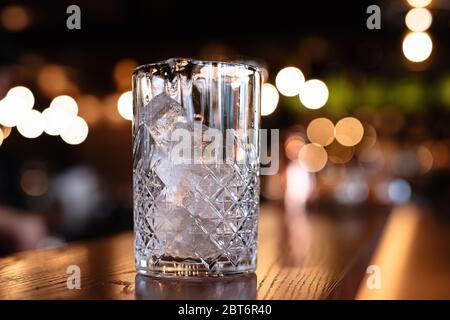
[
  {"left": 157, "top": 204, "right": 193, "bottom": 258},
  {"left": 144, "top": 94, "right": 187, "bottom": 145},
  {"left": 163, "top": 204, "right": 221, "bottom": 259}
]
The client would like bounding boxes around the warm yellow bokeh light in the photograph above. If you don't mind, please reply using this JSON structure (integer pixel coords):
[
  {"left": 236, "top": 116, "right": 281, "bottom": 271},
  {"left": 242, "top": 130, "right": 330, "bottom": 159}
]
[
  {"left": 0, "top": 95, "right": 28, "bottom": 127},
  {"left": 407, "top": 0, "right": 432, "bottom": 7},
  {"left": 335, "top": 117, "right": 364, "bottom": 147},
  {"left": 261, "top": 83, "right": 279, "bottom": 116},
  {"left": 42, "top": 107, "right": 73, "bottom": 136},
  {"left": 417, "top": 145, "right": 433, "bottom": 173},
  {"left": 307, "top": 117, "right": 335, "bottom": 146},
  {"left": 285, "top": 135, "right": 305, "bottom": 161},
  {"left": 275, "top": 67, "right": 305, "bottom": 97},
  {"left": 356, "top": 124, "right": 378, "bottom": 154},
  {"left": 299, "top": 79, "right": 329, "bottom": 109},
  {"left": 298, "top": 143, "right": 328, "bottom": 172},
  {"left": 60, "top": 116, "right": 89, "bottom": 145},
  {"left": 402, "top": 32, "right": 433, "bottom": 63},
  {"left": 50, "top": 95, "right": 78, "bottom": 116},
  {"left": 17, "top": 109, "right": 44, "bottom": 139},
  {"left": 103, "top": 93, "right": 123, "bottom": 125},
  {"left": 0, "top": 130, "right": 3, "bottom": 146},
  {"left": 405, "top": 8, "right": 432, "bottom": 32},
  {"left": 37, "top": 64, "right": 72, "bottom": 97},
  {"left": 430, "top": 141, "right": 449, "bottom": 168},
  {"left": 1, "top": 5, "right": 30, "bottom": 32},
  {"left": 327, "top": 141, "right": 354, "bottom": 164},
  {"left": 114, "top": 58, "right": 138, "bottom": 91},
  {"left": 117, "top": 91, "right": 133, "bottom": 121},
  {"left": 77, "top": 95, "right": 102, "bottom": 125},
  {"left": 7, "top": 86, "right": 34, "bottom": 109}
]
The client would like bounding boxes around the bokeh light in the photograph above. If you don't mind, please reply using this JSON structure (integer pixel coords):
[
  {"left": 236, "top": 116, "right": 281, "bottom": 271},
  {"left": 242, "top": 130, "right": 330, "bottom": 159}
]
[
  {"left": 1, "top": 5, "right": 30, "bottom": 32},
  {"left": 37, "top": 64, "right": 73, "bottom": 97},
  {"left": 50, "top": 95, "right": 78, "bottom": 116},
  {"left": 261, "top": 83, "right": 279, "bottom": 116},
  {"left": 117, "top": 91, "right": 133, "bottom": 121},
  {"left": 285, "top": 135, "right": 305, "bottom": 161},
  {"left": 0, "top": 95, "right": 28, "bottom": 127},
  {"left": 114, "top": 58, "right": 138, "bottom": 91},
  {"left": 402, "top": 32, "right": 433, "bottom": 63},
  {"left": 335, "top": 117, "right": 364, "bottom": 147},
  {"left": 327, "top": 141, "right": 354, "bottom": 164},
  {"left": 60, "top": 116, "right": 89, "bottom": 145},
  {"left": 299, "top": 79, "right": 329, "bottom": 109},
  {"left": 430, "top": 141, "right": 449, "bottom": 168},
  {"left": 275, "top": 67, "right": 305, "bottom": 97},
  {"left": 76, "top": 95, "right": 102, "bottom": 126},
  {"left": 405, "top": 8, "right": 432, "bottom": 32},
  {"left": 356, "top": 124, "right": 377, "bottom": 154},
  {"left": 0, "top": 130, "right": 3, "bottom": 146},
  {"left": 7, "top": 86, "right": 35, "bottom": 110},
  {"left": 407, "top": 0, "right": 432, "bottom": 7},
  {"left": 417, "top": 145, "right": 433, "bottom": 173},
  {"left": 334, "top": 175, "right": 368, "bottom": 204},
  {"left": 388, "top": 179, "right": 412, "bottom": 204},
  {"left": 17, "top": 109, "right": 44, "bottom": 139},
  {"left": 298, "top": 143, "right": 328, "bottom": 172},
  {"left": 42, "top": 107, "right": 73, "bottom": 136},
  {"left": 103, "top": 93, "right": 123, "bottom": 125},
  {"left": 306, "top": 117, "right": 334, "bottom": 146}
]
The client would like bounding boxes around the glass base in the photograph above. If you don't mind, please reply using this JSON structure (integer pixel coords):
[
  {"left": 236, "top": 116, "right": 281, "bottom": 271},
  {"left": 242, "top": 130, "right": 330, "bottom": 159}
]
[{"left": 136, "top": 257, "right": 256, "bottom": 278}]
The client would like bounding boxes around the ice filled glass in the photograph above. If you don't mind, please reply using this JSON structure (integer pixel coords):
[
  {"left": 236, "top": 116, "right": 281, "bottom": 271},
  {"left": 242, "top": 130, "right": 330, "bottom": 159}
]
[{"left": 133, "top": 58, "right": 261, "bottom": 277}]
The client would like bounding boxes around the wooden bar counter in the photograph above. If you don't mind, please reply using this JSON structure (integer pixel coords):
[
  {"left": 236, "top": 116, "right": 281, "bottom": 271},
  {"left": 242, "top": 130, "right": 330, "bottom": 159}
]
[{"left": 0, "top": 204, "right": 386, "bottom": 299}]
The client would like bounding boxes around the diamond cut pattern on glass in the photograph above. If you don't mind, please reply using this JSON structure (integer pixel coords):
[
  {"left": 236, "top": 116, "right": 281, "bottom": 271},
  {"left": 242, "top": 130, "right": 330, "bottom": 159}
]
[{"left": 134, "top": 125, "right": 259, "bottom": 271}]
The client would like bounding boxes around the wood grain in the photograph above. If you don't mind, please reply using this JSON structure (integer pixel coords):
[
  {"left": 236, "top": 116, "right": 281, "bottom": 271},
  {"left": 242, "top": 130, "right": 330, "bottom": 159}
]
[
  {"left": 0, "top": 204, "right": 384, "bottom": 299},
  {"left": 357, "top": 204, "right": 450, "bottom": 300}
]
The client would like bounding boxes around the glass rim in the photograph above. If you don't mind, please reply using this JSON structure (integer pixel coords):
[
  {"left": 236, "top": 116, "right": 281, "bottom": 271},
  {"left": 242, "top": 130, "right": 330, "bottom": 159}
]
[{"left": 132, "top": 57, "right": 260, "bottom": 75}]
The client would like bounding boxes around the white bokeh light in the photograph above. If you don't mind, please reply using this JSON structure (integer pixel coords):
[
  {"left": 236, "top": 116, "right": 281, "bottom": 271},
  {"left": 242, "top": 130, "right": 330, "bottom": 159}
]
[
  {"left": 117, "top": 91, "right": 133, "bottom": 121},
  {"left": 402, "top": 32, "right": 433, "bottom": 63},
  {"left": 299, "top": 79, "right": 329, "bottom": 109},
  {"left": 275, "top": 67, "right": 305, "bottom": 97},
  {"left": 405, "top": 8, "right": 432, "bottom": 32},
  {"left": 407, "top": 0, "right": 432, "bottom": 7},
  {"left": 7, "top": 86, "right": 34, "bottom": 110},
  {"left": 42, "top": 106, "right": 73, "bottom": 136},
  {"left": 17, "top": 109, "right": 44, "bottom": 139},
  {"left": 0, "top": 95, "right": 28, "bottom": 127},
  {"left": 261, "top": 83, "right": 279, "bottom": 116},
  {"left": 60, "top": 116, "right": 89, "bottom": 145},
  {"left": 50, "top": 95, "right": 78, "bottom": 116}
]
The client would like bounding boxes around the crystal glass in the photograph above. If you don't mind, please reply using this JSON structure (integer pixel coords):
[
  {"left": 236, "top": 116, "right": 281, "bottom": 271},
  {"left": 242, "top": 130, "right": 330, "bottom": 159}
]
[{"left": 133, "top": 58, "right": 261, "bottom": 277}]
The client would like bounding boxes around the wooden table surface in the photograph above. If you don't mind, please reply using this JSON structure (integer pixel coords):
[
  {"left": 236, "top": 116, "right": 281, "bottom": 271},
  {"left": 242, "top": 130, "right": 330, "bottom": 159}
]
[
  {"left": 0, "top": 204, "right": 386, "bottom": 300},
  {"left": 357, "top": 204, "right": 450, "bottom": 300}
]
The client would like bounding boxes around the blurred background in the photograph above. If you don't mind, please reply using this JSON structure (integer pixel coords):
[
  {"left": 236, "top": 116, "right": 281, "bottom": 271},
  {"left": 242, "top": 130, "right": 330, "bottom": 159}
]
[{"left": 0, "top": 0, "right": 449, "bottom": 292}]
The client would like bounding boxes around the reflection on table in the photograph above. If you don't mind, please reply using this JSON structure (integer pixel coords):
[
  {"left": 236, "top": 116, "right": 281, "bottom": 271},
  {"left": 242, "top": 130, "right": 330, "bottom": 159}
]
[{"left": 135, "top": 273, "right": 257, "bottom": 300}]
